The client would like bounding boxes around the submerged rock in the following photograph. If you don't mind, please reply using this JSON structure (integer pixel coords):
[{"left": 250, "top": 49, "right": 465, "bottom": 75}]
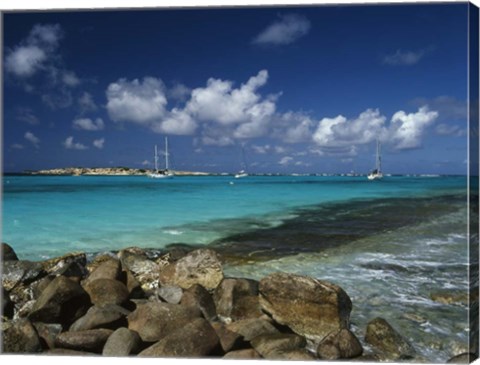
[
  {"left": 102, "top": 327, "right": 142, "bottom": 356},
  {"left": 1, "top": 318, "right": 42, "bottom": 353},
  {"left": 365, "top": 317, "right": 416, "bottom": 360},
  {"left": 259, "top": 272, "right": 352, "bottom": 341},
  {"left": 159, "top": 248, "right": 223, "bottom": 290},
  {"left": 55, "top": 328, "right": 113, "bottom": 353}
]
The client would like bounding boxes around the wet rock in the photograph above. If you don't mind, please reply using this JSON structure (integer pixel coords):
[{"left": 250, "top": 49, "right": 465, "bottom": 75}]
[
  {"left": 181, "top": 284, "right": 217, "bottom": 321},
  {"left": 259, "top": 272, "right": 352, "bottom": 341},
  {"left": 102, "top": 327, "right": 142, "bottom": 356},
  {"left": 118, "top": 248, "right": 161, "bottom": 292},
  {"left": 2, "top": 286, "right": 14, "bottom": 319},
  {"left": 2, "top": 260, "right": 45, "bottom": 291},
  {"left": 28, "top": 275, "right": 91, "bottom": 327},
  {"left": 447, "top": 353, "right": 477, "bottom": 363},
  {"left": 32, "top": 322, "right": 63, "bottom": 350},
  {"left": 2, "top": 242, "right": 18, "bottom": 261},
  {"left": 430, "top": 290, "right": 469, "bottom": 306},
  {"left": 84, "top": 278, "right": 129, "bottom": 306},
  {"left": 41, "top": 252, "right": 87, "bottom": 278},
  {"left": 226, "top": 318, "right": 279, "bottom": 341},
  {"left": 214, "top": 278, "right": 262, "bottom": 321},
  {"left": 1, "top": 318, "right": 42, "bottom": 353},
  {"left": 317, "top": 328, "right": 363, "bottom": 359},
  {"left": 211, "top": 322, "right": 246, "bottom": 352},
  {"left": 138, "top": 318, "right": 219, "bottom": 357},
  {"left": 250, "top": 333, "right": 306, "bottom": 358},
  {"left": 84, "top": 258, "right": 122, "bottom": 285},
  {"left": 55, "top": 328, "right": 113, "bottom": 353},
  {"left": 69, "top": 304, "right": 130, "bottom": 331},
  {"left": 157, "top": 285, "right": 183, "bottom": 304},
  {"left": 159, "top": 248, "right": 223, "bottom": 290},
  {"left": 223, "top": 348, "right": 262, "bottom": 359},
  {"left": 365, "top": 317, "right": 416, "bottom": 360},
  {"left": 127, "top": 301, "right": 201, "bottom": 342}
]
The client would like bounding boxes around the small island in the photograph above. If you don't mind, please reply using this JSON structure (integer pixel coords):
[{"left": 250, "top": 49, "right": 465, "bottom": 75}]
[{"left": 27, "top": 167, "right": 211, "bottom": 176}]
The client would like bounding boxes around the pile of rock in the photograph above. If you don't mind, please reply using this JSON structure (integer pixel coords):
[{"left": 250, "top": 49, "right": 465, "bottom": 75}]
[{"left": 0, "top": 242, "right": 467, "bottom": 361}]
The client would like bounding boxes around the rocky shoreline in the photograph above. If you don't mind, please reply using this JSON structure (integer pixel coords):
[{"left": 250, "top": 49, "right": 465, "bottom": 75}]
[{"left": 0, "top": 243, "right": 474, "bottom": 362}]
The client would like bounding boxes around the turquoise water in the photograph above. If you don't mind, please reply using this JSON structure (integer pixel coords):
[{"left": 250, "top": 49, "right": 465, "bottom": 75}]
[{"left": 1, "top": 174, "right": 473, "bottom": 362}]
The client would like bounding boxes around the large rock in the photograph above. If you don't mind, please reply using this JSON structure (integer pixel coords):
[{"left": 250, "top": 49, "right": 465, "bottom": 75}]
[
  {"left": 223, "top": 348, "right": 262, "bottom": 359},
  {"left": 55, "top": 328, "right": 113, "bottom": 353},
  {"left": 181, "top": 284, "right": 217, "bottom": 321},
  {"left": 102, "top": 327, "right": 142, "bottom": 356},
  {"left": 211, "top": 322, "right": 246, "bottom": 353},
  {"left": 157, "top": 285, "right": 183, "bottom": 304},
  {"left": 1, "top": 318, "right": 42, "bottom": 353},
  {"left": 2, "top": 286, "right": 14, "bottom": 319},
  {"left": 45, "top": 348, "right": 98, "bottom": 356},
  {"left": 226, "top": 318, "right": 279, "bottom": 341},
  {"left": 32, "top": 322, "right": 63, "bottom": 350},
  {"left": 259, "top": 272, "right": 352, "bottom": 341},
  {"left": 127, "top": 301, "right": 201, "bottom": 342},
  {"left": 159, "top": 249, "right": 223, "bottom": 290},
  {"left": 83, "top": 258, "right": 122, "bottom": 285},
  {"left": 69, "top": 304, "right": 130, "bottom": 331},
  {"left": 214, "top": 278, "right": 262, "bottom": 321},
  {"left": 138, "top": 318, "right": 220, "bottom": 357},
  {"left": 118, "top": 248, "right": 161, "bottom": 292},
  {"left": 317, "top": 328, "right": 363, "bottom": 359},
  {"left": 83, "top": 278, "right": 129, "bottom": 306},
  {"left": 2, "top": 260, "right": 45, "bottom": 291},
  {"left": 28, "top": 275, "right": 91, "bottom": 326},
  {"left": 250, "top": 333, "right": 306, "bottom": 359},
  {"left": 41, "top": 252, "right": 88, "bottom": 278},
  {"left": 365, "top": 317, "right": 416, "bottom": 360},
  {"left": 2, "top": 242, "right": 18, "bottom": 261}
]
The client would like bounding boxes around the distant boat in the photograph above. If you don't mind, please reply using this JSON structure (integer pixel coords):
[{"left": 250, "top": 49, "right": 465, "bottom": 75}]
[
  {"left": 234, "top": 144, "right": 248, "bottom": 179},
  {"left": 148, "top": 137, "right": 173, "bottom": 179},
  {"left": 367, "top": 139, "right": 383, "bottom": 180}
]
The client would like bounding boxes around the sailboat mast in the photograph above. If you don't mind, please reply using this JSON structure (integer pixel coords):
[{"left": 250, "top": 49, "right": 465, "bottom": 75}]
[
  {"left": 165, "top": 137, "right": 169, "bottom": 171},
  {"left": 376, "top": 139, "right": 381, "bottom": 173},
  {"left": 154, "top": 145, "right": 159, "bottom": 172}
]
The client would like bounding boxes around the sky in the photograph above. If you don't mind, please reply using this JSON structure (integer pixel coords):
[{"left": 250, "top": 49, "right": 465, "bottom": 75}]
[{"left": 2, "top": 2, "right": 472, "bottom": 174}]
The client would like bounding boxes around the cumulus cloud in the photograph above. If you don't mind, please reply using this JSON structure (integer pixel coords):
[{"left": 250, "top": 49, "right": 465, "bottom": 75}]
[
  {"left": 151, "top": 108, "right": 197, "bottom": 135},
  {"left": 62, "top": 71, "right": 81, "bottom": 87},
  {"left": 253, "top": 14, "right": 311, "bottom": 45},
  {"left": 24, "top": 131, "right": 40, "bottom": 148},
  {"left": 169, "top": 83, "right": 191, "bottom": 102},
  {"left": 383, "top": 48, "right": 429, "bottom": 66},
  {"left": 106, "top": 77, "right": 167, "bottom": 124},
  {"left": 278, "top": 156, "right": 294, "bottom": 165},
  {"left": 63, "top": 136, "right": 88, "bottom": 150},
  {"left": 73, "top": 118, "right": 105, "bottom": 131},
  {"left": 389, "top": 106, "right": 438, "bottom": 150},
  {"left": 27, "top": 24, "right": 63, "bottom": 47},
  {"left": 93, "top": 138, "right": 105, "bottom": 149}
]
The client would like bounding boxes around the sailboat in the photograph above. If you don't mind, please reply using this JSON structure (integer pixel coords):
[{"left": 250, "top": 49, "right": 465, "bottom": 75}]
[
  {"left": 148, "top": 137, "right": 173, "bottom": 179},
  {"left": 234, "top": 144, "right": 248, "bottom": 178},
  {"left": 367, "top": 139, "right": 383, "bottom": 180}
]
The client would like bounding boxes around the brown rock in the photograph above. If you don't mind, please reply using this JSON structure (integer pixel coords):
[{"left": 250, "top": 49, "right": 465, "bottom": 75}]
[
  {"left": 102, "top": 327, "right": 142, "bottom": 356},
  {"left": 118, "top": 247, "right": 161, "bottom": 292},
  {"left": 226, "top": 318, "right": 279, "bottom": 341},
  {"left": 251, "top": 333, "right": 306, "bottom": 358},
  {"left": 317, "top": 329, "right": 363, "bottom": 359},
  {"left": 32, "top": 322, "right": 63, "bottom": 350},
  {"left": 127, "top": 301, "right": 201, "bottom": 342},
  {"left": 159, "top": 249, "right": 223, "bottom": 290},
  {"left": 1, "top": 318, "right": 42, "bottom": 353},
  {"left": 181, "top": 284, "right": 217, "bottom": 321},
  {"left": 2, "top": 242, "right": 18, "bottom": 261},
  {"left": 2, "top": 260, "right": 45, "bottom": 291},
  {"left": 447, "top": 353, "right": 477, "bottom": 363},
  {"left": 259, "top": 272, "right": 352, "bottom": 341},
  {"left": 41, "top": 252, "right": 87, "bottom": 278},
  {"left": 84, "top": 258, "right": 122, "bottom": 285},
  {"left": 223, "top": 348, "right": 262, "bottom": 359},
  {"left": 28, "top": 275, "right": 91, "bottom": 326},
  {"left": 272, "top": 348, "right": 317, "bottom": 360},
  {"left": 69, "top": 304, "right": 130, "bottom": 331},
  {"left": 211, "top": 322, "right": 246, "bottom": 352},
  {"left": 365, "top": 317, "right": 416, "bottom": 360},
  {"left": 2, "top": 286, "right": 14, "bottom": 319},
  {"left": 124, "top": 268, "right": 144, "bottom": 298},
  {"left": 214, "top": 278, "right": 262, "bottom": 321},
  {"left": 138, "top": 318, "right": 219, "bottom": 357},
  {"left": 84, "top": 278, "right": 129, "bottom": 306},
  {"left": 157, "top": 285, "right": 183, "bottom": 304},
  {"left": 45, "top": 348, "right": 98, "bottom": 355},
  {"left": 55, "top": 328, "right": 113, "bottom": 353}
]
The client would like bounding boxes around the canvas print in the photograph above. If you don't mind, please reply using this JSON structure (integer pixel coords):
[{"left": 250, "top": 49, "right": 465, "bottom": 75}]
[{"left": 1, "top": 1, "right": 479, "bottom": 363}]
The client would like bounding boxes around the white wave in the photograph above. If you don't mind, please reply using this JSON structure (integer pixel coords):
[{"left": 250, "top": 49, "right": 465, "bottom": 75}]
[{"left": 163, "top": 229, "right": 184, "bottom": 235}]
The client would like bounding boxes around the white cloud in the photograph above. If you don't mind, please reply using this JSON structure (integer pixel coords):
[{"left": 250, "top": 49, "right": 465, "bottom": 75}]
[
  {"left": 274, "top": 111, "right": 314, "bottom": 143},
  {"left": 16, "top": 108, "right": 39, "bottom": 125},
  {"left": 24, "top": 131, "right": 40, "bottom": 148},
  {"left": 63, "top": 136, "right": 88, "bottom": 150},
  {"left": 78, "top": 92, "right": 97, "bottom": 113},
  {"left": 151, "top": 108, "right": 197, "bottom": 135},
  {"left": 169, "top": 83, "right": 191, "bottom": 102},
  {"left": 383, "top": 49, "right": 428, "bottom": 66},
  {"left": 11, "top": 144, "right": 25, "bottom": 150},
  {"left": 106, "top": 77, "right": 167, "bottom": 124},
  {"left": 27, "top": 24, "right": 62, "bottom": 48},
  {"left": 72, "top": 118, "right": 105, "bottom": 131},
  {"left": 434, "top": 123, "right": 465, "bottom": 137},
  {"left": 93, "top": 138, "right": 105, "bottom": 149},
  {"left": 62, "top": 71, "right": 80, "bottom": 87},
  {"left": 252, "top": 144, "right": 271, "bottom": 154},
  {"left": 5, "top": 46, "right": 47, "bottom": 77},
  {"left": 389, "top": 106, "right": 438, "bottom": 150},
  {"left": 253, "top": 14, "right": 311, "bottom": 45},
  {"left": 141, "top": 160, "right": 150, "bottom": 166},
  {"left": 278, "top": 156, "right": 294, "bottom": 165}
]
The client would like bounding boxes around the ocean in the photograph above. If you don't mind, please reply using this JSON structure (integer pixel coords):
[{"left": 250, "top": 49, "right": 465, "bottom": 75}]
[{"left": 1, "top": 174, "right": 473, "bottom": 361}]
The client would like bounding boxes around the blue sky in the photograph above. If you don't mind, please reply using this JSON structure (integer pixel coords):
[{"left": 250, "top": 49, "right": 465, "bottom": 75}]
[{"left": 3, "top": 3, "right": 471, "bottom": 174}]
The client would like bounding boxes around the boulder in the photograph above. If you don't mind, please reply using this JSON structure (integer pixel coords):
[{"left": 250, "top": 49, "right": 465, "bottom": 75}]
[
  {"left": 102, "top": 327, "right": 142, "bottom": 356},
  {"left": 41, "top": 252, "right": 87, "bottom": 278},
  {"left": 2, "top": 286, "right": 14, "bottom": 319},
  {"left": 86, "top": 253, "right": 117, "bottom": 273},
  {"left": 223, "top": 348, "right": 262, "bottom": 359},
  {"left": 317, "top": 328, "right": 363, "bottom": 359},
  {"left": 2, "top": 242, "right": 18, "bottom": 261},
  {"left": 181, "top": 284, "right": 217, "bottom": 321},
  {"left": 69, "top": 304, "right": 130, "bottom": 331},
  {"left": 127, "top": 301, "right": 201, "bottom": 342},
  {"left": 211, "top": 322, "right": 246, "bottom": 352},
  {"left": 214, "top": 278, "right": 262, "bottom": 321},
  {"left": 271, "top": 349, "right": 317, "bottom": 360},
  {"left": 157, "top": 285, "right": 183, "bottom": 304},
  {"left": 28, "top": 275, "right": 91, "bottom": 326},
  {"left": 365, "top": 317, "right": 416, "bottom": 360},
  {"left": 45, "top": 348, "right": 98, "bottom": 356},
  {"left": 226, "top": 318, "right": 279, "bottom": 341},
  {"left": 447, "top": 353, "right": 478, "bottom": 363},
  {"left": 159, "top": 249, "right": 223, "bottom": 290},
  {"left": 118, "top": 248, "right": 161, "bottom": 292},
  {"left": 259, "top": 272, "right": 352, "bottom": 341},
  {"left": 1, "top": 318, "right": 42, "bottom": 353},
  {"left": 32, "top": 322, "right": 63, "bottom": 350},
  {"left": 83, "top": 258, "right": 122, "bottom": 285},
  {"left": 55, "top": 328, "right": 113, "bottom": 353},
  {"left": 124, "top": 268, "right": 144, "bottom": 298},
  {"left": 83, "top": 278, "right": 129, "bottom": 306},
  {"left": 138, "top": 318, "right": 220, "bottom": 357},
  {"left": 430, "top": 290, "right": 469, "bottom": 306},
  {"left": 250, "top": 333, "right": 306, "bottom": 358},
  {"left": 2, "top": 260, "right": 45, "bottom": 291}
]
